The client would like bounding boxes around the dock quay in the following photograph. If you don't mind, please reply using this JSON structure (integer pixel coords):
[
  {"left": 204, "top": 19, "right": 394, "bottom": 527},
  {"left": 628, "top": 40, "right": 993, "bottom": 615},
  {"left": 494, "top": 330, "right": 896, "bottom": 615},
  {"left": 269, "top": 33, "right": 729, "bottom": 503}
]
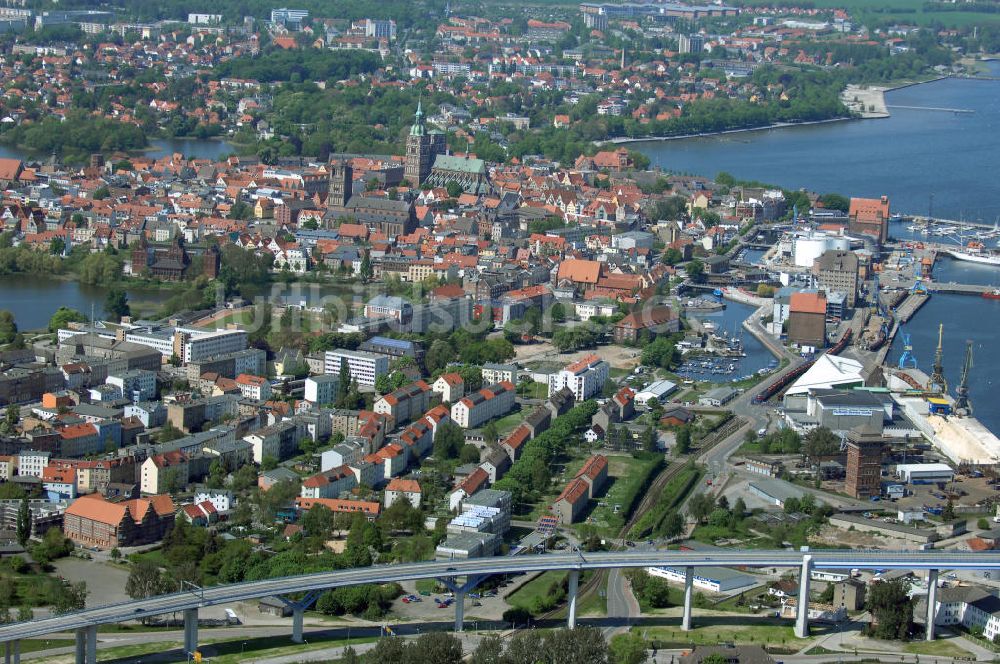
[{"left": 894, "top": 292, "right": 929, "bottom": 323}]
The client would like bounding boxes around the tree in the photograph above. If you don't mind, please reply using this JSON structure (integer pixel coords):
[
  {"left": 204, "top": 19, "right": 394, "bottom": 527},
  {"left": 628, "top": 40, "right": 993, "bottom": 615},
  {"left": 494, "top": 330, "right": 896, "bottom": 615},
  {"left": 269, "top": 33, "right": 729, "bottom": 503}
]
[
  {"left": 301, "top": 504, "right": 335, "bottom": 540},
  {"left": 424, "top": 340, "right": 454, "bottom": 375},
  {"left": 662, "top": 247, "right": 683, "bottom": 265},
  {"left": 685, "top": 259, "right": 705, "bottom": 282},
  {"left": 15, "top": 497, "right": 30, "bottom": 547},
  {"left": 104, "top": 288, "right": 130, "bottom": 322},
  {"left": 459, "top": 444, "right": 481, "bottom": 464},
  {"left": 433, "top": 422, "right": 465, "bottom": 460},
  {"left": 473, "top": 634, "right": 506, "bottom": 664},
  {"left": 542, "top": 627, "right": 609, "bottom": 664},
  {"left": 411, "top": 631, "right": 463, "bottom": 664},
  {"left": 609, "top": 632, "right": 648, "bottom": 664},
  {"left": 689, "top": 494, "right": 714, "bottom": 523},
  {"left": 641, "top": 337, "right": 677, "bottom": 369},
  {"left": 359, "top": 249, "right": 373, "bottom": 282},
  {"left": 1, "top": 405, "right": 17, "bottom": 435},
  {"left": 126, "top": 560, "right": 167, "bottom": 601},
  {"left": 867, "top": 577, "right": 914, "bottom": 640},
  {"left": 482, "top": 420, "right": 501, "bottom": 445},
  {"left": 52, "top": 582, "right": 87, "bottom": 615},
  {"left": 110, "top": 548, "right": 121, "bottom": 563},
  {"left": 675, "top": 425, "right": 692, "bottom": 455},
  {"left": 0, "top": 311, "right": 16, "bottom": 344},
  {"left": 803, "top": 427, "right": 840, "bottom": 462},
  {"left": 48, "top": 307, "right": 87, "bottom": 333}
]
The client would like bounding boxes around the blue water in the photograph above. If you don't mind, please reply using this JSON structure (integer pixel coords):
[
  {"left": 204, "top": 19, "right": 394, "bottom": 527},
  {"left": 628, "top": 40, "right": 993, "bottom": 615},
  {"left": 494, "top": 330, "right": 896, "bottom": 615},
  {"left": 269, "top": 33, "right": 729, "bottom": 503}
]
[
  {"left": 889, "top": 293, "right": 1000, "bottom": 436},
  {"left": 634, "top": 63, "right": 1000, "bottom": 222},
  {"left": 685, "top": 299, "right": 778, "bottom": 383}
]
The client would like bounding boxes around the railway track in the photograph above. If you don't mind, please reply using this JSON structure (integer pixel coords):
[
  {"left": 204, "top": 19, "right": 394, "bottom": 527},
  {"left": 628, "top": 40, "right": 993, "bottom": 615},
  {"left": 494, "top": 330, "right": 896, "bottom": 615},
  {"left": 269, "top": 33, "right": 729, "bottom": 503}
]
[{"left": 541, "top": 414, "right": 748, "bottom": 622}]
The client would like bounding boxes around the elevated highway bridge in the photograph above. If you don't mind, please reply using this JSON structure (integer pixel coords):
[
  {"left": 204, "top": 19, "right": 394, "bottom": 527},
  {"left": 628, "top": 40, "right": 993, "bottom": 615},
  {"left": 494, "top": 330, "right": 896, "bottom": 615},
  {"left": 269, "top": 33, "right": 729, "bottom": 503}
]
[{"left": 4, "top": 549, "right": 1000, "bottom": 663}]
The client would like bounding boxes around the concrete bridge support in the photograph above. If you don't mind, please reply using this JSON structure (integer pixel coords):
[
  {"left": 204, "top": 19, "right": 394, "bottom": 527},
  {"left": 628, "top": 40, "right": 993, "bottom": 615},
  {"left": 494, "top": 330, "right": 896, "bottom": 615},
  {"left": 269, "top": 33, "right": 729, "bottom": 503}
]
[
  {"left": 292, "top": 607, "right": 305, "bottom": 644},
  {"left": 74, "top": 626, "right": 97, "bottom": 664},
  {"left": 4, "top": 640, "right": 19, "bottom": 664},
  {"left": 183, "top": 608, "right": 198, "bottom": 655},
  {"left": 795, "top": 555, "right": 813, "bottom": 639},
  {"left": 926, "top": 569, "right": 939, "bottom": 641},
  {"left": 682, "top": 566, "right": 694, "bottom": 631},
  {"left": 454, "top": 592, "right": 465, "bottom": 632},
  {"left": 567, "top": 570, "right": 579, "bottom": 629}
]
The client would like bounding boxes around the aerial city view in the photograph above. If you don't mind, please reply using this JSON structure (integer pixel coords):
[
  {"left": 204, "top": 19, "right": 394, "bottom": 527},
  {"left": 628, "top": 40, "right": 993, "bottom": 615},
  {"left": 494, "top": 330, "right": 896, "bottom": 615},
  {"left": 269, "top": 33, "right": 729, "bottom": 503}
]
[{"left": 1, "top": 0, "right": 1000, "bottom": 662}]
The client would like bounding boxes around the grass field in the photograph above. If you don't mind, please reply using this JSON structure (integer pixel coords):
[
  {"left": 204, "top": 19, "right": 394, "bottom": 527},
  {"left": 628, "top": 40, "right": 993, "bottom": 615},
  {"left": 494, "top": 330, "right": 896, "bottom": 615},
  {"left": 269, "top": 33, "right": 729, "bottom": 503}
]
[
  {"left": 15, "top": 639, "right": 74, "bottom": 655},
  {"left": 576, "top": 454, "right": 662, "bottom": 536},
  {"left": 903, "top": 639, "right": 971, "bottom": 657},
  {"left": 645, "top": 620, "right": 814, "bottom": 649},
  {"left": 506, "top": 571, "right": 568, "bottom": 613}
]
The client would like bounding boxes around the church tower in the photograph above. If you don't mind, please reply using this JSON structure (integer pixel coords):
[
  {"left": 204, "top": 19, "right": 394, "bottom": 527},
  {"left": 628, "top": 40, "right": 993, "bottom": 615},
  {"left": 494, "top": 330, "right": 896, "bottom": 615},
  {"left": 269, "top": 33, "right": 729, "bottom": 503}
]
[
  {"left": 328, "top": 159, "right": 353, "bottom": 208},
  {"left": 405, "top": 101, "right": 434, "bottom": 186}
]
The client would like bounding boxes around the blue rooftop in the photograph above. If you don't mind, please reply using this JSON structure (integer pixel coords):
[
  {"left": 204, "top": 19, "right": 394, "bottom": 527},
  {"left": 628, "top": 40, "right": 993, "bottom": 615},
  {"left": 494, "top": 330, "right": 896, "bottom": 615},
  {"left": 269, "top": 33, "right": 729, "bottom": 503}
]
[{"left": 367, "top": 336, "right": 414, "bottom": 350}]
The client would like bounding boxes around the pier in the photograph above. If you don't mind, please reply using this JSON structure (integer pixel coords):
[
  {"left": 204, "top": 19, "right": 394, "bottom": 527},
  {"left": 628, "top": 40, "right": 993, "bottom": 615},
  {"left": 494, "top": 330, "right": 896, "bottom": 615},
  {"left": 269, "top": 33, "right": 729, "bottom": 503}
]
[{"left": 886, "top": 105, "right": 975, "bottom": 113}]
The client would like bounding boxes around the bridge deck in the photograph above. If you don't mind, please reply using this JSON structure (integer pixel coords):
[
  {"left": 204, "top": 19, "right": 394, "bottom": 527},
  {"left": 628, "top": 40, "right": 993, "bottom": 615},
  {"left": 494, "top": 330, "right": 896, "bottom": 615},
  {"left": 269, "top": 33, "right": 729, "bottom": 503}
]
[{"left": 4, "top": 549, "right": 1000, "bottom": 643}]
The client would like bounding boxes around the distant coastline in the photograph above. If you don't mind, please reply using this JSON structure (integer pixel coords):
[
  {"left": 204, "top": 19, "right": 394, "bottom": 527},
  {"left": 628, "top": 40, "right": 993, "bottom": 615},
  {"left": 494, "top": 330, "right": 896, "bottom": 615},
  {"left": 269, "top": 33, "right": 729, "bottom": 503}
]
[
  {"left": 613, "top": 75, "right": 949, "bottom": 146},
  {"left": 607, "top": 116, "right": 853, "bottom": 145}
]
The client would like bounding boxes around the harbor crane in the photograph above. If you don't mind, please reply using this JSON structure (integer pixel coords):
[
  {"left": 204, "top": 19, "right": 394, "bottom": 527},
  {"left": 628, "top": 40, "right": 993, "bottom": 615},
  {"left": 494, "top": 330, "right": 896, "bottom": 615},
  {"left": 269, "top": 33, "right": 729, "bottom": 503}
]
[
  {"left": 929, "top": 323, "right": 947, "bottom": 394},
  {"left": 955, "top": 340, "right": 973, "bottom": 414},
  {"left": 898, "top": 332, "right": 918, "bottom": 369}
]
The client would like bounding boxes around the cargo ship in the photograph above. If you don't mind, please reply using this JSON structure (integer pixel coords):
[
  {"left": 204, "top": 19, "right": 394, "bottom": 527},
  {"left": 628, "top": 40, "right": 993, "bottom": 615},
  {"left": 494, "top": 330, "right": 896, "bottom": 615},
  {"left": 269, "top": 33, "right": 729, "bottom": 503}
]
[{"left": 984, "top": 288, "right": 1000, "bottom": 300}]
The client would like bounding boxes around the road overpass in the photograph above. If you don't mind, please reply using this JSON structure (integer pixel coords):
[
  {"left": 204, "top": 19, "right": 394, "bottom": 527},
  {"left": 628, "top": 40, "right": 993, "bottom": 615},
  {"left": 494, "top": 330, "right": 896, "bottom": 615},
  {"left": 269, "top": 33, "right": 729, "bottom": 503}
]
[{"left": 5, "top": 549, "right": 1000, "bottom": 664}]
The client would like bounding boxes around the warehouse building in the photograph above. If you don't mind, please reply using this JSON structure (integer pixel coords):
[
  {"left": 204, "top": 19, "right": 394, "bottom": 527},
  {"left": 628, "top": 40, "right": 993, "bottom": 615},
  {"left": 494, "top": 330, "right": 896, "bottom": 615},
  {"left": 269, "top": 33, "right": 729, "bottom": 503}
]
[
  {"left": 896, "top": 463, "right": 955, "bottom": 484},
  {"left": 647, "top": 565, "right": 756, "bottom": 593}
]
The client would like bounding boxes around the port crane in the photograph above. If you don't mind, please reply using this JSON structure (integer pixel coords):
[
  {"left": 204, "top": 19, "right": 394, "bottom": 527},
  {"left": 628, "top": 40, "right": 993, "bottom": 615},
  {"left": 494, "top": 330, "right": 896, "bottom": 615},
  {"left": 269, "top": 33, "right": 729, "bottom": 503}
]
[
  {"left": 955, "top": 340, "right": 973, "bottom": 414},
  {"left": 898, "top": 332, "right": 918, "bottom": 369},
  {"left": 929, "top": 324, "right": 947, "bottom": 394}
]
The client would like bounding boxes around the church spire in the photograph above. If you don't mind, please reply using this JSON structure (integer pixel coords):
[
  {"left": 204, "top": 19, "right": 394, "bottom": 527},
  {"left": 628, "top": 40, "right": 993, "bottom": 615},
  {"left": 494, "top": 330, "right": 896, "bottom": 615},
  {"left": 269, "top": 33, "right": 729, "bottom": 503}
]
[{"left": 410, "top": 100, "right": 425, "bottom": 136}]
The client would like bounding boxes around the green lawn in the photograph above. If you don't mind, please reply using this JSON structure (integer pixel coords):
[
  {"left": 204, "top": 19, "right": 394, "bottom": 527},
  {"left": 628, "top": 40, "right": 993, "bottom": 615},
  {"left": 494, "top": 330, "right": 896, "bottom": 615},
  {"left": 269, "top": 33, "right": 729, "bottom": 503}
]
[
  {"left": 415, "top": 579, "right": 440, "bottom": 594},
  {"left": 506, "top": 571, "right": 567, "bottom": 613},
  {"left": 491, "top": 409, "right": 527, "bottom": 435},
  {"left": 575, "top": 454, "right": 662, "bottom": 536},
  {"left": 903, "top": 639, "right": 971, "bottom": 657},
  {"left": 517, "top": 381, "right": 549, "bottom": 400},
  {"left": 15, "top": 639, "right": 74, "bottom": 654},
  {"left": 645, "top": 620, "right": 811, "bottom": 650}
]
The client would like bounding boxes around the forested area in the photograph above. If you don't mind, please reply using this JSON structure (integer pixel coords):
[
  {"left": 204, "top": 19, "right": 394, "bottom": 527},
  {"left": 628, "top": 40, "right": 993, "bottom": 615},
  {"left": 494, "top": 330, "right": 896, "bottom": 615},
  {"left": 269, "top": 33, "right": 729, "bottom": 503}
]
[{"left": 0, "top": 112, "right": 147, "bottom": 162}]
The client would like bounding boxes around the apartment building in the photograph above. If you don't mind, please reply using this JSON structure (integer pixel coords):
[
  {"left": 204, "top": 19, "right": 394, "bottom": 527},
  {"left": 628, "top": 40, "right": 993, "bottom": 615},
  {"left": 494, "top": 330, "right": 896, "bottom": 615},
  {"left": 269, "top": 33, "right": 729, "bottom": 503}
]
[
  {"left": 243, "top": 419, "right": 303, "bottom": 463},
  {"left": 432, "top": 373, "right": 465, "bottom": 404},
  {"left": 548, "top": 354, "right": 609, "bottom": 401},
  {"left": 304, "top": 375, "right": 339, "bottom": 405},
  {"left": 481, "top": 363, "right": 517, "bottom": 385},
  {"left": 234, "top": 374, "right": 272, "bottom": 401},
  {"left": 105, "top": 369, "right": 156, "bottom": 402},
  {"left": 374, "top": 380, "right": 431, "bottom": 425},
  {"left": 451, "top": 382, "right": 516, "bottom": 429},
  {"left": 323, "top": 349, "right": 389, "bottom": 387}
]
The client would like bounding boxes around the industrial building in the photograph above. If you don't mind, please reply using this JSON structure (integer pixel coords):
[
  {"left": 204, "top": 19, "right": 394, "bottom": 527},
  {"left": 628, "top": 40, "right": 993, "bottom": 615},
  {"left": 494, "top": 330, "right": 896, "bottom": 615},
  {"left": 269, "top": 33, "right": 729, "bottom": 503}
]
[
  {"left": 647, "top": 565, "right": 756, "bottom": 593},
  {"left": 895, "top": 463, "right": 955, "bottom": 484},
  {"left": 747, "top": 478, "right": 806, "bottom": 508}
]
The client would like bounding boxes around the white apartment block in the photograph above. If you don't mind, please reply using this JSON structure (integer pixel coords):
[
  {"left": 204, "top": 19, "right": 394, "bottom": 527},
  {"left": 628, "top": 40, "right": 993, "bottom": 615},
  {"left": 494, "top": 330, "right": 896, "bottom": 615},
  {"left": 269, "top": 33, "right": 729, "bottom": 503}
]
[
  {"left": 106, "top": 369, "right": 157, "bottom": 402},
  {"left": 451, "top": 382, "right": 516, "bottom": 429},
  {"left": 324, "top": 349, "right": 389, "bottom": 387},
  {"left": 481, "top": 363, "right": 517, "bottom": 385},
  {"left": 548, "top": 354, "right": 609, "bottom": 401},
  {"left": 432, "top": 373, "right": 465, "bottom": 404},
  {"left": 193, "top": 490, "right": 234, "bottom": 513},
  {"left": 16, "top": 450, "right": 50, "bottom": 478},
  {"left": 178, "top": 328, "right": 249, "bottom": 364},
  {"left": 304, "top": 375, "right": 339, "bottom": 405},
  {"left": 235, "top": 374, "right": 272, "bottom": 401}
]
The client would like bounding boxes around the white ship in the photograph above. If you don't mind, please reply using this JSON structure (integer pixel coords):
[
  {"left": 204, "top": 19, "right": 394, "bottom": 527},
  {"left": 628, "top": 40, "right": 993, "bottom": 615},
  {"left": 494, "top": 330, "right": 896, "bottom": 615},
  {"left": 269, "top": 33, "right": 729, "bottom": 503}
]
[{"left": 946, "top": 241, "right": 1000, "bottom": 266}]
